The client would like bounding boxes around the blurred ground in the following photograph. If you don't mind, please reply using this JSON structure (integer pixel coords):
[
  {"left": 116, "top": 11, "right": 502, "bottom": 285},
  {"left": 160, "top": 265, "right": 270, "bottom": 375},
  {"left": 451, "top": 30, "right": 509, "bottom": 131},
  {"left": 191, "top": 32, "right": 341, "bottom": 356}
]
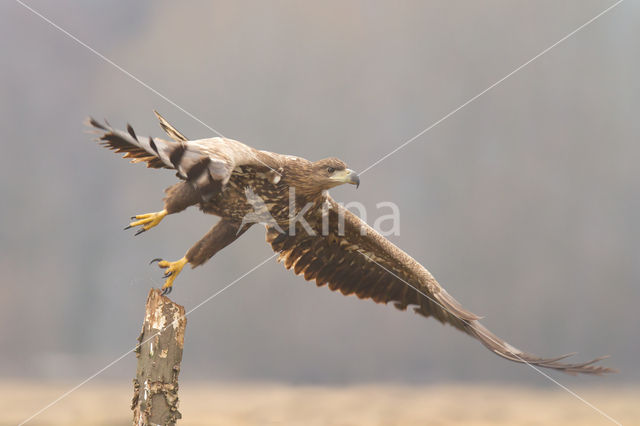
[{"left": 6, "top": 382, "right": 637, "bottom": 425}]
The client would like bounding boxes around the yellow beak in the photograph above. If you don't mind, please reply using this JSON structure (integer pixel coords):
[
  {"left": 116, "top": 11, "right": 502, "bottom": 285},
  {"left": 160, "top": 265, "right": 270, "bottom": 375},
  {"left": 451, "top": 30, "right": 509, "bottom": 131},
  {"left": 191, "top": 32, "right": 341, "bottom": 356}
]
[{"left": 330, "top": 169, "right": 360, "bottom": 188}]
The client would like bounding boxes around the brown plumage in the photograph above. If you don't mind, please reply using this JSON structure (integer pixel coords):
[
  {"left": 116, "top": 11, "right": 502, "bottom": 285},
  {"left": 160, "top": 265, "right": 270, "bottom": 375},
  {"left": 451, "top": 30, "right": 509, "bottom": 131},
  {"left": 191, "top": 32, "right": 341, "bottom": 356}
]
[{"left": 88, "top": 112, "right": 615, "bottom": 376}]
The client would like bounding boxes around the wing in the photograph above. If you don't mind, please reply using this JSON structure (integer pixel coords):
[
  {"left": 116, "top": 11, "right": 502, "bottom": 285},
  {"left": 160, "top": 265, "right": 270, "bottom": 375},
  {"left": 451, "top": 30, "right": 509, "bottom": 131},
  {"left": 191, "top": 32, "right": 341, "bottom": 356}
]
[
  {"left": 266, "top": 195, "right": 614, "bottom": 375},
  {"left": 154, "top": 110, "right": 188, "bottom": 142},
  {"left": 87, "top": 114, "right": 282, "bottom": 199}
]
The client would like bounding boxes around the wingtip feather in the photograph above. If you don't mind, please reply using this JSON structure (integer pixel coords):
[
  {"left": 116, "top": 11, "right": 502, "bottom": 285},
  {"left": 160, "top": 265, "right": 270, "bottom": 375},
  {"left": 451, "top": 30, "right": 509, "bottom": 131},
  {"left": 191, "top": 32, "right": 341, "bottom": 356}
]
[{"left": 469, "top": 322, "right": 616, "bottom": 375}]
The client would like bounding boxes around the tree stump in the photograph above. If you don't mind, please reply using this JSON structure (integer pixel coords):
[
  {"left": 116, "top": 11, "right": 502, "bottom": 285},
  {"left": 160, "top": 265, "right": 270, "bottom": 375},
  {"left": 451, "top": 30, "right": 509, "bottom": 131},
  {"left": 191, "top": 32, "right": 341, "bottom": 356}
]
[{"left": 132, "top": 288, "right": 187, "bottom": 425}]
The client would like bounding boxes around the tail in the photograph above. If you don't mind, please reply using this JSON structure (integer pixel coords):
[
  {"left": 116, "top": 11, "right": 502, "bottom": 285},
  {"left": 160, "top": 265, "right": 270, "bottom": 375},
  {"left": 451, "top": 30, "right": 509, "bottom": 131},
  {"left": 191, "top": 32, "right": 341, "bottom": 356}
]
[
  {"left": 466, "top": 321, "right": 616, "bottom": 375},
  {"left": 86, "top": 117, "right": 178, "bottom": 170}
]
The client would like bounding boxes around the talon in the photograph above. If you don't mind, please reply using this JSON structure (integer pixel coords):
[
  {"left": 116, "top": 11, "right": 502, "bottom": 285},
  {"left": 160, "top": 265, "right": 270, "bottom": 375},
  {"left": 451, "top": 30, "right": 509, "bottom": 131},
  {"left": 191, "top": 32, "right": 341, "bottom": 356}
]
[
  {"left": 124, "top": 225, "right": 132, "bottom": 230},
  {"left": 134, "top": 228, "right": 146, "bottom": 236},
  {"left": 150, "top": 258, "right": 162, "bottom": 265},
  {"left": 126, "top": 209, "right": 167, "bottom": 235},
  {"left": 155, "top": 256, "right": 187, "bottom": 294}
]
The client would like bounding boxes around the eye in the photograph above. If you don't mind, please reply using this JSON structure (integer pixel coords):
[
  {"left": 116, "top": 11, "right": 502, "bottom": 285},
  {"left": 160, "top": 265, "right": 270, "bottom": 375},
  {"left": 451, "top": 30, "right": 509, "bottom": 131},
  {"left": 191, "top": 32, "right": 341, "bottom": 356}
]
[{"left": 327, "top": 167, "right": 335, "bottom": 173}]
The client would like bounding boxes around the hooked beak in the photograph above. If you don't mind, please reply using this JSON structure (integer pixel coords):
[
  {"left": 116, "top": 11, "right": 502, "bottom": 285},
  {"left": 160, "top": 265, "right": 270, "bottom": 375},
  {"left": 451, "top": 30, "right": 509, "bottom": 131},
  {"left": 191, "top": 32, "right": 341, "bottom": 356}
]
[{"left": 331, "top": 168, "right": 360, "bottom": 188}]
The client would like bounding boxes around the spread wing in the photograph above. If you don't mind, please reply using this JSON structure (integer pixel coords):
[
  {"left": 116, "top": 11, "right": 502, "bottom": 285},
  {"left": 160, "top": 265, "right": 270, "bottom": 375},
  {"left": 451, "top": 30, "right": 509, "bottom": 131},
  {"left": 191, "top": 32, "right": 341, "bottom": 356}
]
[
  {"left": 266, "top": 195, "right": 613, "bottom": 375},
  {"left": 87, "top": 113, "right": 282, "bottom": 199}
]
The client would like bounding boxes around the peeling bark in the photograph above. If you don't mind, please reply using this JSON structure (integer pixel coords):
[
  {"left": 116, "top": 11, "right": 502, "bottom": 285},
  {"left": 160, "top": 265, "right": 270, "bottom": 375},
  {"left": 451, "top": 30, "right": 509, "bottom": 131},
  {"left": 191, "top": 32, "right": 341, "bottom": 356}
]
[{"left": 132, "top": 289, "right": 187, "bottom": 426}]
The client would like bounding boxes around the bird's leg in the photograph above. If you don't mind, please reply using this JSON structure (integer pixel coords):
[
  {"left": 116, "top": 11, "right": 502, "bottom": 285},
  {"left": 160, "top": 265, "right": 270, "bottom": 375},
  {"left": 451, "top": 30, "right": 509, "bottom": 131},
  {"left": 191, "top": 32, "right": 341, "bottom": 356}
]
[
  {"left": 151, "top": 219, "right": 252, "bottom": 294},
  {"left": 126, "top": 209, "right": 168, "bottom": 235},
  {"left": 151, "top": 256, "right": 188, "bottom": 295},
  {"left": 125, "top": 182, "right": 201, "bottom": 236}
]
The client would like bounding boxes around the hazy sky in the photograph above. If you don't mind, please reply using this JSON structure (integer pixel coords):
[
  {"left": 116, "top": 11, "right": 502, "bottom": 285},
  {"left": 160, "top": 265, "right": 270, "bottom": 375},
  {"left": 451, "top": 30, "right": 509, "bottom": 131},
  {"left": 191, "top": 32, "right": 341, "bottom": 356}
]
[{"left": 1, "top": 0, "right": 638, "bottom": 387}]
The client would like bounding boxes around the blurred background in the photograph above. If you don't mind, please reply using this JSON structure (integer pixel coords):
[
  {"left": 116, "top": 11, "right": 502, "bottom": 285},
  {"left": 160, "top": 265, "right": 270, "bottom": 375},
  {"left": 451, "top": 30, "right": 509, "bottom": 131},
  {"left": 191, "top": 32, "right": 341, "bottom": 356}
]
[{"left": 1, "top": 0, "right": 639, "bottom": 423}]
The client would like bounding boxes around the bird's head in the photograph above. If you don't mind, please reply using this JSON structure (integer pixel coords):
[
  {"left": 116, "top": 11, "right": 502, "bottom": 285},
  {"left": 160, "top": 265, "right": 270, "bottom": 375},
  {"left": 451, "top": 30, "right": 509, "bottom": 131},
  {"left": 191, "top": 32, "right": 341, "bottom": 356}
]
[
  {"left": 286, "top": 157, "right": 359, "bottom": 199},
  {"left": 312, "top": 157, "right": 360, "bottom": 190}
]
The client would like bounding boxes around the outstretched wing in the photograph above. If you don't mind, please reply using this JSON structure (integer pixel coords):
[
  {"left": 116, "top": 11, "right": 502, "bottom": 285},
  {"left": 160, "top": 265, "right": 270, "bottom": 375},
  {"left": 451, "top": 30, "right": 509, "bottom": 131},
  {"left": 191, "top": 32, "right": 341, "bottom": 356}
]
[
  {"left": 87, "top": 117, "right": 168, "bottom": 169},
  {"left": 87, "top": 114, "right": 282, "bottom": 199},
  {"left": 266, "top": 195, "right": 614, "bottom": 375}
]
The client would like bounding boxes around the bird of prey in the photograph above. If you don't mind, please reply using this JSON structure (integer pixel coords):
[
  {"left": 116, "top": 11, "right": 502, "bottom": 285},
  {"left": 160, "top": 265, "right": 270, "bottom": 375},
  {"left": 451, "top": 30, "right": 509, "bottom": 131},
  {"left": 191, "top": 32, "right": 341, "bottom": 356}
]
[{"left": 88, "top": 112, "right": 613, "bottom": 375}]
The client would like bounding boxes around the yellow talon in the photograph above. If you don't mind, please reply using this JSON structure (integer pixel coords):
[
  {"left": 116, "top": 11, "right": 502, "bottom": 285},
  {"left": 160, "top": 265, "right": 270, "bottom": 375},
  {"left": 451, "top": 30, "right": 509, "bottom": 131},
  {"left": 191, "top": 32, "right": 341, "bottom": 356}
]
[
  {"left": 127, "top": 209, "right": 167, "bottom": 234},
  {"left": 157, "top": 256, "right": 188, "bottom": 294}
]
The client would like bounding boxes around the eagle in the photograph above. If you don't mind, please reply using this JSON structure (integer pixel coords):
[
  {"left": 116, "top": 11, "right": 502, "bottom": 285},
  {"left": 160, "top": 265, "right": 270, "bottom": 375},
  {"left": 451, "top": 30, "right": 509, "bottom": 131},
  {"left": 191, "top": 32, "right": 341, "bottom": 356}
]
[{"left": 88, "top": 112, "right": 613, "bottom": 375}]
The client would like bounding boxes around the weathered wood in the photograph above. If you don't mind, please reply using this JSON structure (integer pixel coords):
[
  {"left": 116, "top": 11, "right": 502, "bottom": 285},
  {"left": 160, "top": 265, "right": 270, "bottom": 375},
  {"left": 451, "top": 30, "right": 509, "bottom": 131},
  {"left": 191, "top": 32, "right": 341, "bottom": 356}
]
[{"left": 132, "top": 288, "right": 187, "bottom": 426}]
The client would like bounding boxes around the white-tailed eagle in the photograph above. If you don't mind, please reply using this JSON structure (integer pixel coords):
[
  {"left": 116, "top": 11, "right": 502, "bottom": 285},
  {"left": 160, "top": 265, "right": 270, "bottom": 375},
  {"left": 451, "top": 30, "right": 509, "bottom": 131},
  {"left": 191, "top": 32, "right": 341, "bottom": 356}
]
[{"left": 88, "top": 112, "right": 613, "bottom": 375}]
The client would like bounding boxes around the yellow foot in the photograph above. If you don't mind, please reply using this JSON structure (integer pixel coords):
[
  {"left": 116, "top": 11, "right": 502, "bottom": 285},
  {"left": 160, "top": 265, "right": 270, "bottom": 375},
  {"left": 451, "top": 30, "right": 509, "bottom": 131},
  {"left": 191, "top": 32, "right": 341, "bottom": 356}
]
[
  {"left": 125, "top": 209, "right": 167, "bottom": 236},
  {"left": 150, "top": 256, "right": 188, "bottom": 295}
]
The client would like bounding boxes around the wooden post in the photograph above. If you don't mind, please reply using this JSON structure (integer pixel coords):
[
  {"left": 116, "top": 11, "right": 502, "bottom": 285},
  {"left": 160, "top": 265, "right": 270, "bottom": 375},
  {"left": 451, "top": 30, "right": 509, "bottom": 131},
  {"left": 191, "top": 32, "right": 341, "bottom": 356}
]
[{"left": 132, "top": 289, "right": 187, "bottom": 425}]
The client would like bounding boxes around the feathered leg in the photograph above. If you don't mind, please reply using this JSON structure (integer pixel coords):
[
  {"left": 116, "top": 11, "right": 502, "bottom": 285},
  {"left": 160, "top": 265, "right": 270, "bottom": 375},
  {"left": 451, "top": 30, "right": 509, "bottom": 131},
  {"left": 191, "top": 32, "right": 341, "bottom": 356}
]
[
  {"left": 153, "top": 219, "right": 252, "bottom": 294},
  {"left": 126, "top": 182, "right": 201, "bottom": 235}
]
